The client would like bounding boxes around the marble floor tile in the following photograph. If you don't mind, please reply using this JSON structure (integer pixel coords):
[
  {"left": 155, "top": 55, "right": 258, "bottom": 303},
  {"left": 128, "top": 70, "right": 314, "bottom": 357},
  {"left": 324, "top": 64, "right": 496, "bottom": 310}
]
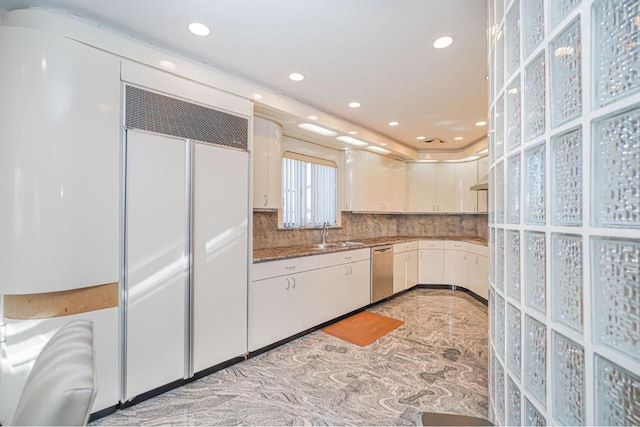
[{"left": 92, "top": 289, "right": 488, "bottom": 426}]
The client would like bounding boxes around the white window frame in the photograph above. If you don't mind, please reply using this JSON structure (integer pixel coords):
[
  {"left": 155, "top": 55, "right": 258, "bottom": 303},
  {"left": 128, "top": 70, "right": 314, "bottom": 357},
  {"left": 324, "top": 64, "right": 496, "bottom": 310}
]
[{"left": 281, "top": 151, "right": 338, "bottom": 228}]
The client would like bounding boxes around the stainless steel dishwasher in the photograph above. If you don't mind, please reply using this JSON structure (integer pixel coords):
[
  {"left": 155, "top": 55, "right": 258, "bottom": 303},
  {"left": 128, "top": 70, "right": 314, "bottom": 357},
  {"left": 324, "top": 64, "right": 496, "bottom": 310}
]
[{"left": 371, "top": 245, "right": 393, "bottom": 303}]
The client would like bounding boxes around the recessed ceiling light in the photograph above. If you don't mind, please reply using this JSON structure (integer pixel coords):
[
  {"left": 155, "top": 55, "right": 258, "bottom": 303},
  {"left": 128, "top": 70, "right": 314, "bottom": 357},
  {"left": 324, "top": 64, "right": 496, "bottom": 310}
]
[
  {"left": 188, "top": 22, "right": 210, "bottom": 36},
  {"left": 388, "top": 121, "right": 399, "bottom": 126},
  {"left": 454, "top": 136, "right": 464, "bottom": 141},
  {"left": 433, "top": 36, "right": 454, "bottom": 49},
  {"left": 475, "top": 121, "right": 487, "bottom": 126},
  {"left": 445, "top": 156, "right": 481, "bottom": 163},
  {"left": 367, "top": 146, "right": 391, "bottom": 154},
  {"left": 252, "top": 93, "right": 262, "bottom": 100},
  {"left": 289, "top": 72, "right": 305, "bottom": 81},
  {"left": 348, "top": 102, "right": 361, "bottom": 108},
  {"left": 417, "top": 136, "right": 426, "bottom": 141},
  {"left": 337, "top": 136, "right": 368, "bottom": 146},
  {"left": 415, "top": 159, "right": 439, "bottom": 163},
  {"left": 297, "top": 123, "right": 337, "bottom": 137},
  {"left": 307, "top": 115, "right": 318, "bottom": 120},
  {"left": 348, "top": 131, "right": 358, "bottom": 135}
]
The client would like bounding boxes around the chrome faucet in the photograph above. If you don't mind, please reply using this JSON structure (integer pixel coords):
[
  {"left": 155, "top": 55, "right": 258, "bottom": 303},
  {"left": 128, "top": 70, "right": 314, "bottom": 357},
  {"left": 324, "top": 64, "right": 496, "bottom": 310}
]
[{"left": 321, "top": 221, "right": 329, "bottom": 244}]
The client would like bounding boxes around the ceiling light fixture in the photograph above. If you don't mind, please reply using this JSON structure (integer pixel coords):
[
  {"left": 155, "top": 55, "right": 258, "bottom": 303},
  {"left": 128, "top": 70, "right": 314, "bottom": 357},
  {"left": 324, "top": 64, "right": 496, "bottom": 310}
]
[
  {"left": 348, "top": 102, "right": 361, "bottom": 108},
  {"left": 289, "top": 72, "right": 305, "bottom": 81},
  {"left": 445, "top": 155, "right": 481, "bottom": 163},
  {"left": 337, "top": 136, "right": 368, "bottom": 147},
  {"left": 297, "top": 123, "right": 337, "bottom": 137},
  {"left": 454, "top": 136, "right": 464, "bottom": 141},
  {"left": 415, "top": 160, "right": 439, "bottom": 163},
  {"left": 475, "top": 121, "right": 487, "bottom": 126},
  {"left": 307, "top": 115, "right": 318, "bottom": 120},
  {"left": 188, "top": 22, "right": 210, "bottom": 36},
  {"left": 417, "top": 136, "right": 426, "bottom": 140},
  {"left": 388, "top": 121, "right": 399, "bottom": 126},
  {"left": 252, "top": 93, "right": 263, "bottom": 100},
  {"left": 348, "top": 131, "right": 358, "bottom": 135},
  {"left": 367, "top": 146, "right": 391, "bottom": 154},
  {"left": 433, "top": 36, "right": 454, "bottom": 49}
]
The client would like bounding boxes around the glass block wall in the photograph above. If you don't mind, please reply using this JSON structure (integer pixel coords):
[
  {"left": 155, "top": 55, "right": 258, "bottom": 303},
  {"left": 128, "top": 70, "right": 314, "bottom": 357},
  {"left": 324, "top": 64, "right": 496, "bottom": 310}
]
[{"left": 487, "top": 0, "right": 640, "bottom": 425}]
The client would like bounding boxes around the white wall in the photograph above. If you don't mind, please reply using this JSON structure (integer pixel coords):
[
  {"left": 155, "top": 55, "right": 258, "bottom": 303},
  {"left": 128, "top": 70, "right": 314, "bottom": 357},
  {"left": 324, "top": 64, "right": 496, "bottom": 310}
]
[{"left": 488, "top": 0, "right": 640, "bottom": 426}]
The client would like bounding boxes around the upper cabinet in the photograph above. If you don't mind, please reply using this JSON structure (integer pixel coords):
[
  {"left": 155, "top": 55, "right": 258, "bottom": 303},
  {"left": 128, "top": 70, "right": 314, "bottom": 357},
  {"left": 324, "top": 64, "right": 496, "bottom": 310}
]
[
  {"left": 407, "top": 161, "right": 483, "bottom": 213},
  {"left": 406, "top": 163, "right": 457, "bottom": 212},
  {"left": 253, "top": 117, "right": 283, "bottom": 209},
  {"left": 477, "top": 156, "right": 489, "bottom": 213},
  {"left": 454, "top": 161, "right": 480, "bottom": 212},
  {"left": 344, "top": 150, "right": 406, "bottom": 212}
]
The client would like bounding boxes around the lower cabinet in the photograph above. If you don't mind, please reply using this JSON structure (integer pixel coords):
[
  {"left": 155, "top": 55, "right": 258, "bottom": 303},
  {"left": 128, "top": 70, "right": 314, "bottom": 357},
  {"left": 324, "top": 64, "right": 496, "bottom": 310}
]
[
  {"left": 418, "top": 241, "right": 446, "bottom": 284},
  {"left": 444, "top": 241, "right": 467, "bottom": 287},
  {"left": 250, "top": 249, "right": 371, "bottom": 351},
  {"left": 393, "top": 242, "right": 418, "bottom": 294},
  {"left": 465, "top": 246, "right": 489, "bottom": 299}
]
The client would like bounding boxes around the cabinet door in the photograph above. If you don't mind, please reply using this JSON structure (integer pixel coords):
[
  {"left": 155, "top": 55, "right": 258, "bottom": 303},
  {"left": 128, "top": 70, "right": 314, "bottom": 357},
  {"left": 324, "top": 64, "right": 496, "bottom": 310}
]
[
  {"left": 407, "top": 250, "right": 418, "bottom": 288},
  {"left": 435, "top": 163, "right": 457, "bottom": 212},
  {"left": 418, "top": 249, "right": 445, "bottom": 284},
  {"left": 392, "top": 160, "right": 407, "bottom": 212},
  {"left": 252, "top": 118, "right": 282, "bottom": 209},
  {"left": 455, "top": 161, "right": 479, "bottom": 212},
  {"left": 289, "top": 270, "right": 327, "bottom": 335},
  {"left": 345, "top": 259, "right": 372, "bottom": 312},
  {"left": 125, "top": 130, "right": 187, "bottom": 399},
  {"left": 252, "top": 117, "right": 270, "bottom": 208},
  {"left": 330, "top": 260, "right": 370, "bottom": 318},
  {"left": 192, "top": 143, "right": 248, "bottom": 373},
  {"left": 467, "top": 255, "right": 489, "bottom": 299},
  {"left": 393, "top": 252, "right": 407, "bottom": 294},
  {"left": 344, "top": 150, "right": 371, "bottom": 211},
  {"left": 250, "top": 276, "right": 290, "bottom": 351},
  {"left": 444, "top": 250, "right": 467, "bottom": 287},
  {"left": 407, "top": 163, "right": 437, "bottom": 212}
]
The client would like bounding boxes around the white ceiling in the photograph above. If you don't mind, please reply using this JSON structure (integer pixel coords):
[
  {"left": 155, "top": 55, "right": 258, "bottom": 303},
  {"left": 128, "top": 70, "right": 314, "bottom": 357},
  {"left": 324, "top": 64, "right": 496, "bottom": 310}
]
[{"left": 0, "top": 0, "right": 489, "bottom": 153}]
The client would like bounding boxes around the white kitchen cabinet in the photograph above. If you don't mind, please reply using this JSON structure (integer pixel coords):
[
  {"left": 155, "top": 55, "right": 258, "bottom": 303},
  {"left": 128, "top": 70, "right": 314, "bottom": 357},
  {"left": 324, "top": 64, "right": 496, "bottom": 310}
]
[
  {"left": 406, "top": 163, "right": 457, "bottom": 212},
  {"left": 344, "top": 150, "right": 405, "bottom": 212},
  {"left": 444, "top": 241, "right": 468, "bottom": 287},
  {"left": 250, "top": 248, "right": 370, "bottom": 351},
  {"left": 0, "top": 27, "right": 121, "bottom": 417},
  {"left": 253, "top": 117, "right": 282, "bottom": 209},
  {"left": 465, "top": 244, "right": 489, "bottom": 299},
  {"left": 455, "top": 161, "right": 480, "bottom": 212},
  {"left": 393, "top": 242, "right": 418, "bottom": 293},
  {"left": 418, "top": 241, "right": 446, "bottom": 284},
  {"left": 251, "top": 275, "right": 291, "bottom": 349}
]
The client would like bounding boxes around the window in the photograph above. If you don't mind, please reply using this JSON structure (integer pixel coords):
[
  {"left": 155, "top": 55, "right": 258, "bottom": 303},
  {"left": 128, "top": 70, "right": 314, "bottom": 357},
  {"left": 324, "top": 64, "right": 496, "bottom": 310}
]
[{"left": 282, "top": 152, "right": 337, "bottom": 228}]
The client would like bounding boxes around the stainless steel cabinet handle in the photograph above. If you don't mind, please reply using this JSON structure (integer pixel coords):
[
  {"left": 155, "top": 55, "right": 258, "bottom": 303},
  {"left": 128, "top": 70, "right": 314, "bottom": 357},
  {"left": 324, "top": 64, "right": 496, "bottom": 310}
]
[
  {"left": 291, "top": 277, "right": 296, "bottom": 288},
  {"left": 349, "top": 266, "right": 353, "bottom": 275},
  {"left": 263, "top": 194, "right": 268, "bottom": 206},
  {"left": 345, "top": 266, "right": 349, "bottom": 276},
  {"left": 285, "top": 266, "right": 296, "bottom": 270},
  {"left": 286, "top": 278, "right": 290, "bottom": 290}
]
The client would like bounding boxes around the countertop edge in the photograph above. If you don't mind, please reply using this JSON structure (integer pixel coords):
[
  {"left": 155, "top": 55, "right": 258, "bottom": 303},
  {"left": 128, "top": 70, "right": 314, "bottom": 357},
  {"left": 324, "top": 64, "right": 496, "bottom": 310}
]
[{"left": 254, "top": 236, "right": 488, "bottom": 263}]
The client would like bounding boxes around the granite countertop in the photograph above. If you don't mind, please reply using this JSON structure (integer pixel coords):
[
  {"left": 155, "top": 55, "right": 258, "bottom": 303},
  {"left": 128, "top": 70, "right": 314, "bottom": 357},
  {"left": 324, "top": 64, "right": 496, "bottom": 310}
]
[{"left": 254, "top": 236, "right": 488, "bottom": 263}]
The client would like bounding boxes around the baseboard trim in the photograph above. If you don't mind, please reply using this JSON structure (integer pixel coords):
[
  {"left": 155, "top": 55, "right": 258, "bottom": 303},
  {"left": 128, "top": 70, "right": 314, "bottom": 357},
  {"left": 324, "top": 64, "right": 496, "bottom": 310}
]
[{"left": 414, "top": 284, "right": 488, "bottom": 305}]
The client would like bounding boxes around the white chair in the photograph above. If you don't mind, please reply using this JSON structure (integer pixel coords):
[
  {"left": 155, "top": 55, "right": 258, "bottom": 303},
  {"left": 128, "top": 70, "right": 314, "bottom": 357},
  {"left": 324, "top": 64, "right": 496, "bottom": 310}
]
[{"left": 11, "top": 320, "right": 98, "bottom": 426}]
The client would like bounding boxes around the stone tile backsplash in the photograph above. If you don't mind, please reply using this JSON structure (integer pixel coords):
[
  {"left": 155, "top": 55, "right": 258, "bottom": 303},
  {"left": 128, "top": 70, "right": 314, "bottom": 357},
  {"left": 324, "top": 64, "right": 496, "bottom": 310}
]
[{"left": 253, "top": 211, "right": 488, "bottom": 250}]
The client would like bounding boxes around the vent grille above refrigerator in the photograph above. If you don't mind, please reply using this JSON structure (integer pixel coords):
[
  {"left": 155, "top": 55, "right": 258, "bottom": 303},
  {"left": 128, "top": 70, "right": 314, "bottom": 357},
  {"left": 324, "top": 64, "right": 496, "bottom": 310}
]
[{"left": 125, "top": 85, "right": 248, "bottom": 150}]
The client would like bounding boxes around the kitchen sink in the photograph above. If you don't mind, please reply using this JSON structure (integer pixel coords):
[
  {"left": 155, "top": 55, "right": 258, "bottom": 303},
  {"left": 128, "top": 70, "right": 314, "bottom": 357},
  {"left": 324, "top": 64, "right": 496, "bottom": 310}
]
[{"left": 310, "top": 241, "right": 363, "bottom": 250}]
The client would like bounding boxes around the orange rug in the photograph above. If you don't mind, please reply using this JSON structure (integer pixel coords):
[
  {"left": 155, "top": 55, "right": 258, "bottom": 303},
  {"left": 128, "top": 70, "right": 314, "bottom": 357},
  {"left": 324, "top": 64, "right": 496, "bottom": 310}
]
[{"left": 322, "top": 311, "right": 404, "bottom": 346}]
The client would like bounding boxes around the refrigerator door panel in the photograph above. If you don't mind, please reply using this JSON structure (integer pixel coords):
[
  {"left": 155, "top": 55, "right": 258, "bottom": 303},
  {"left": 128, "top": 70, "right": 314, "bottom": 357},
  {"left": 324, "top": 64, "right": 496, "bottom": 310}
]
[
  {"left": 125, "top": 130, "right": 187, "bottom": 399},
  {"left": 192, "top": 143, "right": 248, "bottom": 373}
]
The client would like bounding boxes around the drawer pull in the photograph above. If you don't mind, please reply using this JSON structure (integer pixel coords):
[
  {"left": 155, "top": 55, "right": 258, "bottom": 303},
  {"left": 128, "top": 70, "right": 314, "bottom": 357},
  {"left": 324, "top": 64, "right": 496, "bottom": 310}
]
[
  {"left": 344, "top": 256, "right": 352, "bottom": 260},
  {"left": 285, "top": 266, "right": 296, "bottom": 270}
]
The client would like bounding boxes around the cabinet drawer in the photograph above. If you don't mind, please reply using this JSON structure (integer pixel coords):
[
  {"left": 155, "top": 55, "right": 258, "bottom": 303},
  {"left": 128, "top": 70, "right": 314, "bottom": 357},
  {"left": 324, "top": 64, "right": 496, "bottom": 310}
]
[
  {"left": 394, "top": 241, "right": 418, "bottom": 253},
  {"left": 466, "top": 243, "right": 489, "bottom": 257},
  {"left": 253, "top": 247, "right": 370, "bottom": 281},
  {"left": 445, "top": 241, "right": 467, "bottom": 251},
  {"left": 419, "top": 240, "right": 445, "bottom": 250}
]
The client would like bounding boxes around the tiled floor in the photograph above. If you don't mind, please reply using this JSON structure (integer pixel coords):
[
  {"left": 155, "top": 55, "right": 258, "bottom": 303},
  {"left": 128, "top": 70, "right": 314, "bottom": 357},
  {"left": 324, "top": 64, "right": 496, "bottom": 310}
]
[{"left": 92, "top": 289, "right": 489, "bottom": 426}]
